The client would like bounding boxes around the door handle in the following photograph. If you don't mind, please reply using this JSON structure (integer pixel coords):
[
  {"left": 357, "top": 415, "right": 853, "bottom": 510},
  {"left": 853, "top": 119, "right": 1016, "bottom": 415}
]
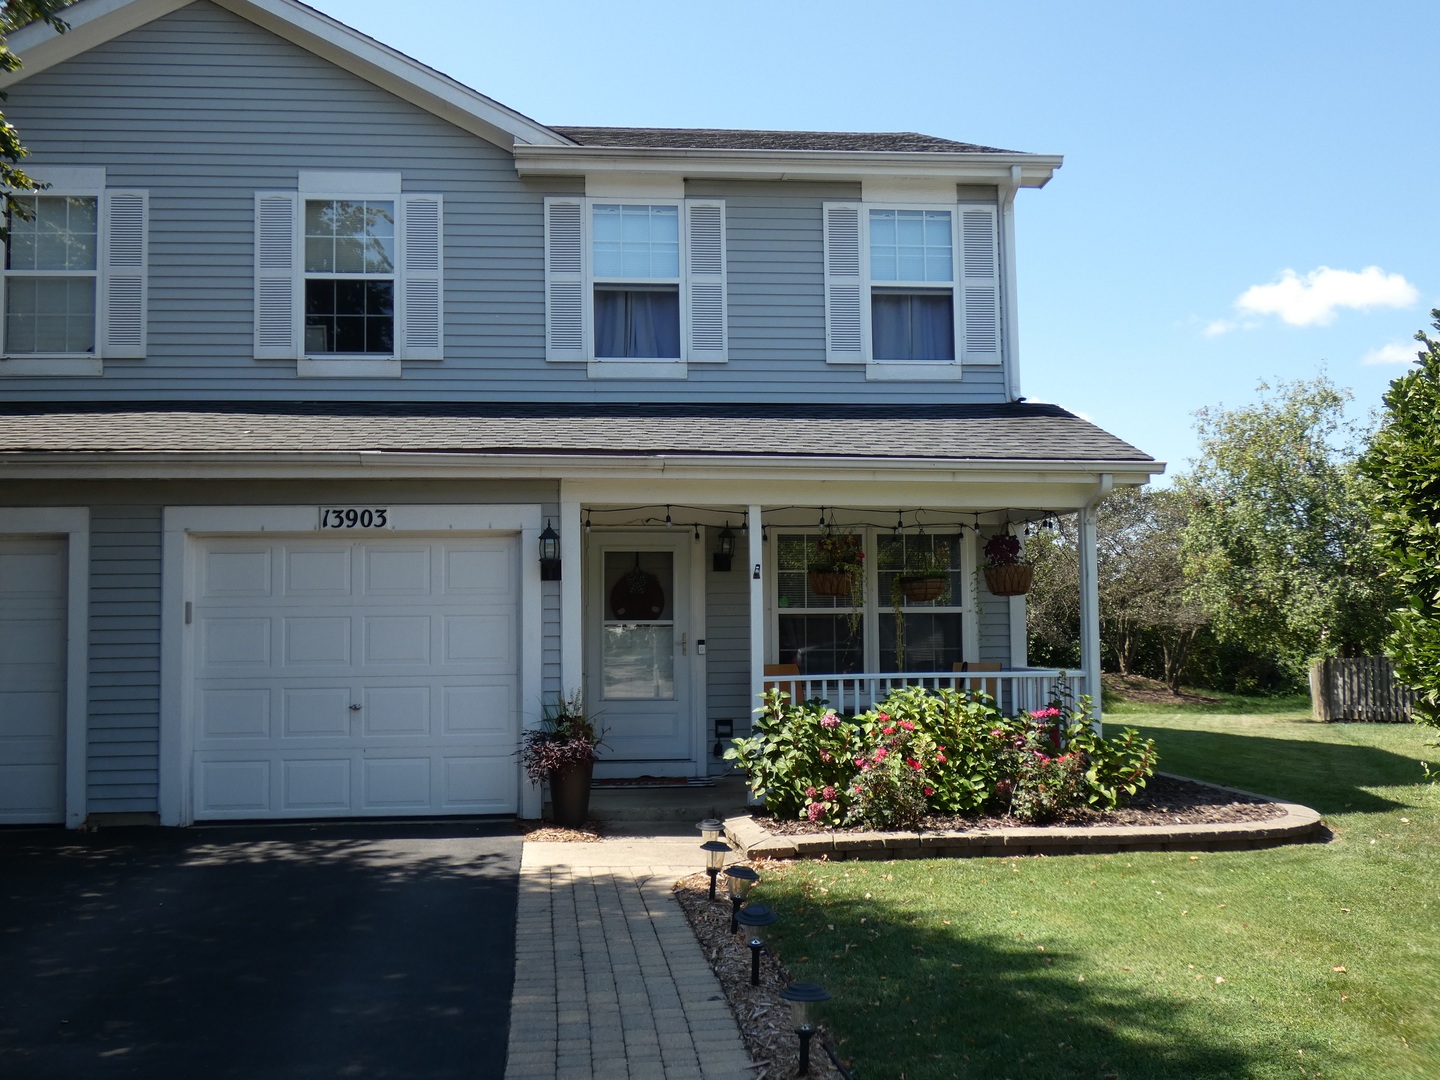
[
  {"left": 349, "top": 703, "right": 363, "bottom": 711},
  {"left": 680, "top": 632, "right": 688, "bottom": 656}
]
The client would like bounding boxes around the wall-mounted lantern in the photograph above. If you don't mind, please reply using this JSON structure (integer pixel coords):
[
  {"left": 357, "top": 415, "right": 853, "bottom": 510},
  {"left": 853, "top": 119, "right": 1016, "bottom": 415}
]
[
  {"left": 713, "top": 522, "right": 736, "bottom": 572},
  {"left": 539, "top": 520, "right": 561, "bottom": 581}
]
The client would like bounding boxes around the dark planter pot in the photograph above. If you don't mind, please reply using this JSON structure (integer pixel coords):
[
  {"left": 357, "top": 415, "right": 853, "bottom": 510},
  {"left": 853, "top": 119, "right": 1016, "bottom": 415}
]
[
  {"left": 898, "top": 575, "right": 946, "bottom": 602},
  {"left": 984, "top": 563, "right": 1034, "bottom": 597},
  {"left": 548, "top": 760, "right": 594, "bottom": 828},
  {"left": 808, "top": 570, "right": 852, "bottom": 597}
]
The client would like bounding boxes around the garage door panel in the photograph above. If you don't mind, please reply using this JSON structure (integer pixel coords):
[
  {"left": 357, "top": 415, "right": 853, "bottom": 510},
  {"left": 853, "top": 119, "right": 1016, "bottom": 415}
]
[
  {"left": 0, "top": 763, "right": 64, "bottom": 818},
  {"left": 0, "top": 616, "right": 65, "bottom": 669},
  {"left": 364, "top": 547, "right": 432, "bottom": 595},
  {"left": 198, "top": 759, "right": 271, "bottom": 814},
  {"left": 192, "top": 535, "right": 520, "bottom": 820},
  {"left": 202, "top": 618, "right": 271, "bottom": 668},
  {"left": 0, "top": 548, "right": 64, "bottom": 596},
  {"left": 363, "top": 615, "right": 432, "bottom": 664},
  {"left": 199, "top": 687, "right": 271, "bottom": 738},
  {"left": 0, "top": 538, "right": 66, "bottom": 824},
  {"left": 201, "top": 547, "right": 273, "bottom": 597},
  {"left": 284, "top": 617, "right": 352, "bottom": 666},
  {"left": 283, "top": 758, "right": 352, "bottom": 811},
  {"left": 285, "top": 546, "right": 351, "bottom": 595},
  {"left": 362, "top": 686, "right": 431, "bottom": 736},
  {"left": 282, "top": 687, "right": 353, "bottom": 737}
]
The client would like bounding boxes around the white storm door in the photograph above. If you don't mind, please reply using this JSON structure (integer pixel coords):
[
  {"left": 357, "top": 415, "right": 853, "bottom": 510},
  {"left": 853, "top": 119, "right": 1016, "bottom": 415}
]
[
  {"left": 192, "top": 535, "right": 520, "bottom": 820},
  {"left": 587, "top": 535, "right": 692, "bottom": 762},
  {"left": 0, "top": 538, "right": 67, "bottom": 823}
]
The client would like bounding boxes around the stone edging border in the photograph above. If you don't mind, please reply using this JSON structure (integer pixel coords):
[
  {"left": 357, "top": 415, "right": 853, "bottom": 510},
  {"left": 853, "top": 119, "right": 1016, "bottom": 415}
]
[{"left": 724, "top": 774, "right": 1325, "bottom": 860}]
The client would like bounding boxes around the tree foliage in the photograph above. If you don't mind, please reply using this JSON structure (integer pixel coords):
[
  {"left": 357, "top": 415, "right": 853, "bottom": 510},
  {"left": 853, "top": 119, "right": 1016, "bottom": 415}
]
[
  {"left": 1, "top": 1, "right": 70, "bottom": 238},
  {"left": 1178, "top": 376, "right": 1393, "bottom": 682},
  {"left": 1027, "top": 487, "right": 1209, "bottom": 691},
  {"left": 1360, "top": 310, "right": 1440, "bottom": 727}
]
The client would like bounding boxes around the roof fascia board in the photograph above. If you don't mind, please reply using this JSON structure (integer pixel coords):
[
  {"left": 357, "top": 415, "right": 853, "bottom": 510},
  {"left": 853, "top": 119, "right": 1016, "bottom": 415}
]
[
  {"left": 0, "top": 451, "right": 1163, "bottom": 487},
  {"left": 2, "top": 0, "right": 573, "bottom": 150},
  {"left": 513, "top": 146, "right": 1063, "bottom": 187}
]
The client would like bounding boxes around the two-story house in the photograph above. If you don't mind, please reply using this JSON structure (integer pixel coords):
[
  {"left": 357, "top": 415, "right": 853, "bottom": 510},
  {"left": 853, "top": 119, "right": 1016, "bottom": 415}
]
[{"left": 0, "top": 0, "right": 1161, "bottom": 828}]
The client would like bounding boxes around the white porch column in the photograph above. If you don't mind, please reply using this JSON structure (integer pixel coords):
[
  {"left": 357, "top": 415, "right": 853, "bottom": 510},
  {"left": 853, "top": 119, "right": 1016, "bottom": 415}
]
[
  {"left": 748, "top": 504, "right": 765, "bottom": 725},
  {"left": 1077, "top": 503, "right": 1102, "bottom": 727},
  {"left": 559, "top": 492, "right": 583, "bottom": 696}
]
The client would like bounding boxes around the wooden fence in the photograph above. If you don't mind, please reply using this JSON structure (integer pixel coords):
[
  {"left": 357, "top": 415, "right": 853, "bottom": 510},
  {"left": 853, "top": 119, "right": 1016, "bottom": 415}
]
[{"left": 1309, "top": 657, "right": 1415, "bottom": 723}]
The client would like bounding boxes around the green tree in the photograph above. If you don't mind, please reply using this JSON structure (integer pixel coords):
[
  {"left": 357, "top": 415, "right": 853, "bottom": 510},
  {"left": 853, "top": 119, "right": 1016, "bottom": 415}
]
[
  {"left": 1360, "top": 310, "right": 1440, "bottom": 727},
  {"left": 1, "top": 1, "right": 70, "bottom": 238},
  {"left": 1179, "top": 375, "right": 1393, "bottom": 683}
]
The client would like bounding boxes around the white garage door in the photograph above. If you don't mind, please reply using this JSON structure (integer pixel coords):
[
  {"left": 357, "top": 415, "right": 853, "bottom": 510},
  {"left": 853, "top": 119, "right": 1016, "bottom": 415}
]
[
  {"left": 191, "top": 535, "right": 519, "bottom": 820},
  {"left": 0, "top": 537, "right": 67, "bottom": 824}
]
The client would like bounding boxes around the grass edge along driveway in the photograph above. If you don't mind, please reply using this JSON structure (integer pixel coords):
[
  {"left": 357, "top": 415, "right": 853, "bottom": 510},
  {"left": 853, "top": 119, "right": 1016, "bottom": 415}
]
[{"left": 759, "top": 709, "right": 1440, "bottom": 1080}]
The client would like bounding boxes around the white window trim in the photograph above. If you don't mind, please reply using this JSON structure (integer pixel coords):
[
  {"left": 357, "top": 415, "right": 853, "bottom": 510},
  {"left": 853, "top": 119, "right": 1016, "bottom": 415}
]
[
  {"left": 1, "top": 167, "right": 148, "bottom": 376},
  {"left": 545, "top": 195, "right": 727, "bottom": 373},
  {"left": 254, "top": 172, "right": 442, "bottom": 375},
  {"left": 823, "top": 200, "right": 1002, "bottom": 381},
  {"left": 767, "top": 528, "right": 975, "bottom": 672}
]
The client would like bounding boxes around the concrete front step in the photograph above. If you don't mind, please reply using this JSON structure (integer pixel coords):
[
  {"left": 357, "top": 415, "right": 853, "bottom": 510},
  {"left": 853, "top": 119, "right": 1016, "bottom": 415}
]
[{"left": 552, "top": 776, "right": 749, "bottom": 824}]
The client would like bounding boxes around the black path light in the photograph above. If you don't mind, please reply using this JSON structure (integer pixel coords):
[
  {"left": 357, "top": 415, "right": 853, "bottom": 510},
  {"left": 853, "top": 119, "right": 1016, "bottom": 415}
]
[
  {"left": 780, "top": 982, "right": 831, "bottom": 1076},
  {"left": 735, "top": 903, "right": 777, "bottom": 987},
  {"left": 695, "top": 817, "right": 723, "bottom": 843},
  {"left": 724, "top": 865, "right": 759, "bottom": 934},
  {"left": 701, "top": 840, "right": 730, "bottom": 901}
]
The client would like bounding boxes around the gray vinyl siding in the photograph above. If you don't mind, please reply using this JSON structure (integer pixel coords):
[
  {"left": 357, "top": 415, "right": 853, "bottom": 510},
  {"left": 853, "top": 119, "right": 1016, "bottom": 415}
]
[
  {"left": 87, "top": 505, "right": 163, "bottom": 813},
  {"left": 977, "top": 592, "right": 1013, "bottom": 666},
  {"left": 704, "top": 558, "right": 752, "bottom": 775},
  {"left": 0, "top": 1, "right": 1013, "bottom": 407}
]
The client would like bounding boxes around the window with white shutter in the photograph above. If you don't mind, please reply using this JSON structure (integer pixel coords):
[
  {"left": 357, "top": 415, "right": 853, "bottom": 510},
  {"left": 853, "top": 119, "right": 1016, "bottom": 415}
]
[
  {"left": 1, "top": 167, "right": 148, "bottom": 374},
  {"left": 254, "top": 175, "right": 443, "bottom": 371},
  {"left": 545, "top": 196, "right": 727, "bottom": 371},
  {"left": 823, "top": 200, "right": 1003, "bottom": 376}
]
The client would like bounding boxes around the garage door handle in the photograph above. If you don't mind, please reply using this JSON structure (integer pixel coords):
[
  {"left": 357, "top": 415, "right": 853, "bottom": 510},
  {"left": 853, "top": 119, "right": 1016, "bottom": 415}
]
[{"left": 349, "top": 704, "right": 363, "bottom": 711}]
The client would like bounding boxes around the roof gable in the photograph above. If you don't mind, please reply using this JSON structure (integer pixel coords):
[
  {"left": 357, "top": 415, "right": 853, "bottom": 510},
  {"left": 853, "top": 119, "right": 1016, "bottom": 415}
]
[{"left": 0, "top": 0, "right": 572, "bottom": 150}]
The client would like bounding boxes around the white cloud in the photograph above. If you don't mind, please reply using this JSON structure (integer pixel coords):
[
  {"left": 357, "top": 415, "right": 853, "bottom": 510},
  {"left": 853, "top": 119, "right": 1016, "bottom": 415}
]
[
  {"left": 1362, "top": 341, "right": 1419, "bottom": 366},
  {"left": 1235, "top": 266, "right": 1418, "bottom": 327},
  {"left": 1204, "top": 319, "right": 1236, "bottom": 337}
]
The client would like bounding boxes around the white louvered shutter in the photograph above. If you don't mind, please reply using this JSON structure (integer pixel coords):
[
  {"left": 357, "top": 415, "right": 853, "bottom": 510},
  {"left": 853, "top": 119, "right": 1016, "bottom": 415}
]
[
  {"left": 959, "top": 206, "right": 1002, "bottom": 364},
  {"left": 545, "top": 197, "right": 586, "bottom": 361},
  {"left": 823, "top": 202, "right": 864, "bottom": 363},
  {"left": 254, "top": 191, "right": 299, "bottom": 359},
  {"left": 684, "top": 199, "right": 726, "bottom": 362},
  {"left": 399, "top": 194, "right": 443, "bottom": 360},
  {"left": 100, "top": 190, "right": 147, "bottom": 358}
]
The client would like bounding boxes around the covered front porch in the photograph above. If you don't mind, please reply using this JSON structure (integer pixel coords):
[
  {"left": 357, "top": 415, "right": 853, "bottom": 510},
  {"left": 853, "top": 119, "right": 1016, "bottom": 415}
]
[{"left": 549, "top": 475, "right": 1126, "bottom": 798}]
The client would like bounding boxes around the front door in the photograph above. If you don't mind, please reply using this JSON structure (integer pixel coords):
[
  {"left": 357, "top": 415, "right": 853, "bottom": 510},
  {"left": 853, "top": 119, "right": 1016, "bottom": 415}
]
[{"left": 586, "top": 534, "right": 693, "bottom": 769}]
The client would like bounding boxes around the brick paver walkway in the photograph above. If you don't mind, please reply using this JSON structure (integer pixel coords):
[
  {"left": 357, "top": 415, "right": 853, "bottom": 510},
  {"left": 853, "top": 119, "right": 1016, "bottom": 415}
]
[{"left": 504, "top": 838, "right": 753, "bottom": 1080}]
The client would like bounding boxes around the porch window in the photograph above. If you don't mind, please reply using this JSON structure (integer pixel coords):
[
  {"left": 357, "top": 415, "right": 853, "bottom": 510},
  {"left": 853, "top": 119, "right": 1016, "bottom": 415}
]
[{"left": 774, "top": 530, "right": 965, "bottom": 675}]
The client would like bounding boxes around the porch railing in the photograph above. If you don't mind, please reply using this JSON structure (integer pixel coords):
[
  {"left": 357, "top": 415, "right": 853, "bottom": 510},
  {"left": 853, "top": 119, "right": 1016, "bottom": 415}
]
[{"left": 765, "top": 669, "right": 1083, "bottom": 717}]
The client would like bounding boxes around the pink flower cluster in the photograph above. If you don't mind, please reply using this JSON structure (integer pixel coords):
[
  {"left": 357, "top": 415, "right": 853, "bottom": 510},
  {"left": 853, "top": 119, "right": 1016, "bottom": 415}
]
[{"left": 819, "top": 711, "right": 841, "bottom": 728}]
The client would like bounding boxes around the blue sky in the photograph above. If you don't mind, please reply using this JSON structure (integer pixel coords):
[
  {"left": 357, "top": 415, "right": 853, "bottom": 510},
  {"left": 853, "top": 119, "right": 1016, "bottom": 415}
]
[{"left": 308, "top": 0, "right": 1438, "bottom": 480}]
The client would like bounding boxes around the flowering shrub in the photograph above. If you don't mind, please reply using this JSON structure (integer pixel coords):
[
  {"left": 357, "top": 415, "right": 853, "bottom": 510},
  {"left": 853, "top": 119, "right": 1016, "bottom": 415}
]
[{"left": 726, "top": 686, "right": 1158, "bottom": 827}]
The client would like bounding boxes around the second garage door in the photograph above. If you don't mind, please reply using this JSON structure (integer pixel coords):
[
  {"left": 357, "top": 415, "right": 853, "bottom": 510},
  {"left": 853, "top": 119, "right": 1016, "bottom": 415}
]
[{"left": 191, "top": 535, "right": 519, "bottom": 820}]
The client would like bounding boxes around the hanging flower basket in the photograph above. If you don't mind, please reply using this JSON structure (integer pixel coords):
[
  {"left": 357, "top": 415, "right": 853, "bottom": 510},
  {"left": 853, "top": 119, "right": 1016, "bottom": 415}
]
[
  {"left": 898, "top": 575, "right": 946, "bottom": 602},
  {"left": 984, "top": 563, "right": 1034, "bottom": 597},
  {"left": 807, "top": 571, "right": 852, "bottom": 597}
]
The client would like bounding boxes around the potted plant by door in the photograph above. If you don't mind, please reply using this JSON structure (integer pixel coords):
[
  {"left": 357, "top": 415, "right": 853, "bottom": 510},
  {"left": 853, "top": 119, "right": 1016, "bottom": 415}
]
[
  {"left": 521, "top": 690, "right": 603, "bottom": 828},
  {"left": 982, "top": 532, "right": 1034, "bottom": 597}
]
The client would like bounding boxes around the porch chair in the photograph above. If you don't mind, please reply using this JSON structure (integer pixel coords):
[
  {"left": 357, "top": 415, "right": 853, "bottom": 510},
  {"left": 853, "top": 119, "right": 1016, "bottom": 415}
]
[{"left": 763, "top": 663, "right": 803, "bottom": 703}]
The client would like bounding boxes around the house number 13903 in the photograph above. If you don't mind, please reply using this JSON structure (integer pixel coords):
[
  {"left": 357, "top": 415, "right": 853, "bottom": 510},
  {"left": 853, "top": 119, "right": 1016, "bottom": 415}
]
[{"left": 319, "top": 507, "right": 390, "bottom": 529}]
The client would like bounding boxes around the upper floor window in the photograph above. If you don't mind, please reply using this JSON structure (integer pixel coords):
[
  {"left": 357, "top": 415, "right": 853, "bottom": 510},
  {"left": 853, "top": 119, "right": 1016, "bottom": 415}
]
[
  {"left": 545, "top": 197, "right": 726, "bottom": 372},
  {"left": 1, "top": 166, "right": 147, "bottom": 375},
  {"left": 823, "top": 201, "right": 1000, "bottom": 377},
  {"left": 255, "top": 171, "right": 441, "bottom": 375}
]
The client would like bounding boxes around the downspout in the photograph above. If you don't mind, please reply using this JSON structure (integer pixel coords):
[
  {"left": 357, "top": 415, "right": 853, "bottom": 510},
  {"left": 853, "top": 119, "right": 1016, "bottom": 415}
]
[
  {"left": 1000, "top": 165, "right": 1023, "bottom": 401},
  {"left": 1078, "top": 472, "right": 1113, "bottom": 728}
]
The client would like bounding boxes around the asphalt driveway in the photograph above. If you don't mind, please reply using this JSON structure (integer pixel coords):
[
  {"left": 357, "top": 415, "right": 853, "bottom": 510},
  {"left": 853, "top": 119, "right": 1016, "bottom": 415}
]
[{"left": 0, "top": 820, "right": 522, "bottom": 1079}]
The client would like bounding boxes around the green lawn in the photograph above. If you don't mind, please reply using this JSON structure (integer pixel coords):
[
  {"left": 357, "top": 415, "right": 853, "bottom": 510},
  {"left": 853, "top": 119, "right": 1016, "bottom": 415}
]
[{"left": 759, "top": 707, "right": 1440, "bottom": 1079}]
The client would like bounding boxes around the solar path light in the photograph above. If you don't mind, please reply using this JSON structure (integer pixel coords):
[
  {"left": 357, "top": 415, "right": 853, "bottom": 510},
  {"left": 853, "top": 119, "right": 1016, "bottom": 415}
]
[
  {"left": 724, "top": 864, "right": 759, "bottom": 934},
  {"left": 701, "top": 840, "right": 730, "bottom": 901},
  {"left": 735, "top": 903, "right": 777, "bottom": 987},
  {"left": 780, "top": 982, "right": 831, "bottom": 1076}
]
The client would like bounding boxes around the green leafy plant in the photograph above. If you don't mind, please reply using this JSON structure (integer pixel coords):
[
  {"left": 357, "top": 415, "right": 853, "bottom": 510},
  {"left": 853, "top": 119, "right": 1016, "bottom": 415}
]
[
  {"left": 810, "top": 533, "right": 867, "bottom": 634},
  {"left": 725, "top": 689, "right": 858, "bottom": 819}
]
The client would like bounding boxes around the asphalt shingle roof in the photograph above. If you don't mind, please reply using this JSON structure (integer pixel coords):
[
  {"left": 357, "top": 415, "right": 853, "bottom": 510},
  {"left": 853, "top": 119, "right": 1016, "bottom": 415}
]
[
  {"left": 0, "top": 401, "right": 1154, "bottom": 463},
  {"left": 550, "top": 127, "right": 1022, "bottom": 155}
]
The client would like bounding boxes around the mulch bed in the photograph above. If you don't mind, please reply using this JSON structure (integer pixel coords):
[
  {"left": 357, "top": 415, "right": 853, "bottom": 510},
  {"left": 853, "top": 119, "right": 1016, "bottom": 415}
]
[{"left": 755, "top": 773, "right": 1284, "bottom": 836}]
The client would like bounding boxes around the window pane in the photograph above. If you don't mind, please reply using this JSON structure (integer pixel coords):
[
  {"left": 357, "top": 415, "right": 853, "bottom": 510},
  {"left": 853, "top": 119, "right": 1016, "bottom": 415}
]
[
  {"left": 594, "top": 286, "right": 679, "bottom": 358},
  {"left": 879, "top": 612, "right": 964, "bottom": 673},
  {"left": 592, "top": 204, "right": 679, "bottom": 279},
  {"left": 774, "top": 533, "right": 863, "bottom": 610},
  {"left": 872, "top": 291, "right": 954, "bottom": 361},
  {"left": 304, "top": 199, "right": 395, "bottom": 274},
  {"left": 875, "top": 534, "right": 962, "bottom": 607},
  {"left": 304, "top": 279, "right": 394, "bottom": 354},
  {"left": 870, "top": 208, "right": 951, "bottom": 283},
  {"left": 602, "top": 624, "right": 675, "bottom": 699},
  {"left": 5, "top": 276, "right": 95, "bottom": 353},
  {"left": 777, "top": 614, "right": 862, "bottom": 675}
]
